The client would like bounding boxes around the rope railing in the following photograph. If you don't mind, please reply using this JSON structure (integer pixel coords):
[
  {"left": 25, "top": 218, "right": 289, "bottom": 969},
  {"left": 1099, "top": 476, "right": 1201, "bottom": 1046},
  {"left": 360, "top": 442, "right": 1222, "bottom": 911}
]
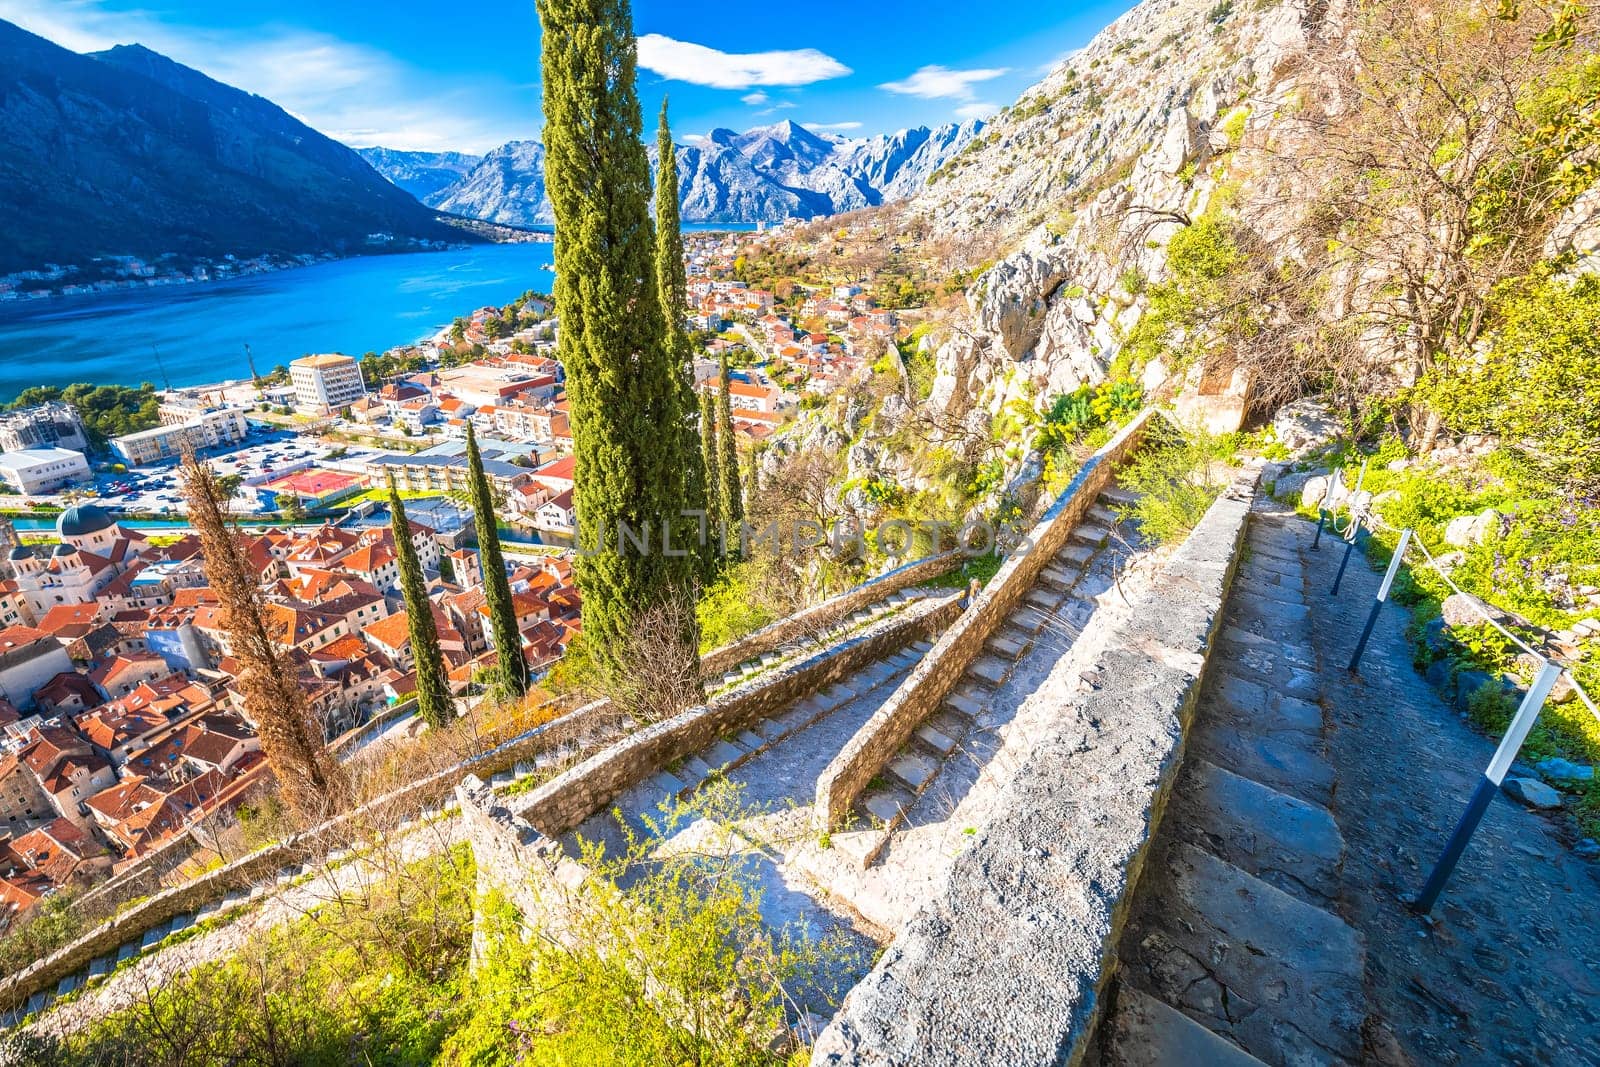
[{"left": 1317, "top": 474, "right": 1595, "bottom": 913}]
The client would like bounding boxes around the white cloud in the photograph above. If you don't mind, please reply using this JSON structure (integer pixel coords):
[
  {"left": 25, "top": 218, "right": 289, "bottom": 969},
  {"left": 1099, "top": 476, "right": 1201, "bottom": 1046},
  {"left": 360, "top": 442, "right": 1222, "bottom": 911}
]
[
  {"left": 636, "top": 34, "right": 850, "bottom": 89},
  {"left": 879, "top": 64, "right": 1010, "bottom": 101},
  {"left": 954, "top": 101, "right": 1000, "bottom": 120},
  {"left": 802, "top": 121, "right": 863, "bottom": 131},
  {"left": 741, "top": 91, "right": 769, "bottom": 105},
  {"left": 0, "top": 0, "right": 524, "bottom": 152}
]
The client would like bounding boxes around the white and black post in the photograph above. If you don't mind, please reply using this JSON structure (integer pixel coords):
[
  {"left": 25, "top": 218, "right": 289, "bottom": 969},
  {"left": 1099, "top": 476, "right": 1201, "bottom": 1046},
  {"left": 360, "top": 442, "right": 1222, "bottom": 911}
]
[
  {"left": 1311, "top": 469, "right": 1341, "bottom": 551},
  {"left": 1412, "top": 660, "right": 1564, "bottom": 914},
  {"left": 1329, "top": 461, "right": 1368, "bottom": 598},
  {"left": 1348, "top": 527, "right": 1410, "bottom": 673}
]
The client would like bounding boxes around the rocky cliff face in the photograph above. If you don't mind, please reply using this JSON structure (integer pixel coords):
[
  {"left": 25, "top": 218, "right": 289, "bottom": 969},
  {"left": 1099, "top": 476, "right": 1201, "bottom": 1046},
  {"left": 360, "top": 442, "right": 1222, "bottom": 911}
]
[
  {"left": 407, "top": 118, "right": 984, "bottom": 227},
  {"left": 0, "top": 21, "right": 466, "bottom": 273},
  {"left": 905, "top": 0, "right": 1326, "bottom": 432}
]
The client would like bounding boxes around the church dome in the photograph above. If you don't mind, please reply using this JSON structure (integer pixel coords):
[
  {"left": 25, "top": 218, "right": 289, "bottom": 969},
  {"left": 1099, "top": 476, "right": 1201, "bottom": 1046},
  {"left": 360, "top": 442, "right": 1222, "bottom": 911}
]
[{"left": 56, "top": 502, "right": 117, "bottom": 540}]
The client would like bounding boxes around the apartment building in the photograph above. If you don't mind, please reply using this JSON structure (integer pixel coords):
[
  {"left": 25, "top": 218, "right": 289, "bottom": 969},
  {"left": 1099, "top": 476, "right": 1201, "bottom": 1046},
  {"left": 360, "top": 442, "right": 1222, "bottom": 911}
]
[{"left": 290, "top": 354, "right": 367, "bottom": 414}]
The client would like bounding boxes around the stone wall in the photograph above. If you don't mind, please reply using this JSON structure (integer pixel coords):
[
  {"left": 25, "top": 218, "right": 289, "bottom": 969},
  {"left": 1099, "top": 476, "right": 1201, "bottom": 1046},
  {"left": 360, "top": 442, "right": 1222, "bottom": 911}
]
[
  {"left": 455, "top": 774, "right": 592, "bottom": 966},
  {"left": 812, "top": 409, "right": 1158, "bottom": 832},
  {"left": 699, "top": 551, "right": 962, "bottom": 678},
  {"left": 0, "top": 701, "right": 612, "bottom": 1015},
  {"left": 810, "top": 469, "right": 1260, "bottom": 1067},
  {"left": 512, "top": 595, "right": 963, "bottom": 837}
]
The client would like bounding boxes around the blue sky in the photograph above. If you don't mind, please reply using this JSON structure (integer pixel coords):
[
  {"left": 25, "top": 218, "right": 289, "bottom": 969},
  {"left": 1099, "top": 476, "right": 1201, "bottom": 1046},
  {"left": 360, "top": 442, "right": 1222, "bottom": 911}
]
[{"left": 4, "top": 0, "right": 1135, "bottom": 152}]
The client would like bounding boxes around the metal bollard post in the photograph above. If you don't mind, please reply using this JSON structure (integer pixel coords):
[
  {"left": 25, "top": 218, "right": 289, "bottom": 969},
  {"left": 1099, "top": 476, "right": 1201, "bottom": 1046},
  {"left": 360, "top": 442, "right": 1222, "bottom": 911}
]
[
  {"left": 1348, "top": 528, "right": 1411, "bottom": 672},
  {"left": 1311, "top": 469, "right": 1341, "bottom": 551},
  {"left": 1328, "top": 460, "right": 1367, "bottom": 597},
  {"left": 1412, "top": 661, "right": 1563, "bottom": 914}
]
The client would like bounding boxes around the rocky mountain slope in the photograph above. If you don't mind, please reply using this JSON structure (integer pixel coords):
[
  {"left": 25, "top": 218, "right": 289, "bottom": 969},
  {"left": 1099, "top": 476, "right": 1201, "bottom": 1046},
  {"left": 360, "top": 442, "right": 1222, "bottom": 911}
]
[
  {"left": 428, "top": 141, "right": 553, "bottom": 227},
  {"left": 862, "top": 0, "right": 1337, "bottom": 468},
  {"left": 0, "top": 20, "right": 469, "bottom": 274},
  {"left": 355, "top": 147, "right": 481, "bottom": 202},
  {"left": 374, "top": 118, "right": 984, "bottom": 227}
]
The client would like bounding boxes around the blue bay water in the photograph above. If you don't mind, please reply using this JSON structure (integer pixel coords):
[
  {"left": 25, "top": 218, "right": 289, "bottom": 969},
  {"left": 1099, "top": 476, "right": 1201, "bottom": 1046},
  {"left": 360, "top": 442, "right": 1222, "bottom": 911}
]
[{"left": 0, "top": 242, "right": 556, "bottom": 402}]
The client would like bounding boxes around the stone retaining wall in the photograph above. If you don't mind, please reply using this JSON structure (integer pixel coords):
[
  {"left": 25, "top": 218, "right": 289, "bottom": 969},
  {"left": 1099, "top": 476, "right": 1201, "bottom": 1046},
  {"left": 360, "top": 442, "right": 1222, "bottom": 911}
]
[
  {"left": 812, "top": 409, "right": 1158, "bottom": 831},
  {"left": 455, "top": 775, "right": 593, "bottom": 966},
  {"left": 699, "top": 551, "right": 962, "bottom": 678},
  {"left": 0, "top": 702, "right": 612, "bottom": 1015},
  {"left": 810, "top": 469, "right": 1260, "bottom": 1067},
  {"left": 512, "top": 595, "right": 963, "bottom": 837}
]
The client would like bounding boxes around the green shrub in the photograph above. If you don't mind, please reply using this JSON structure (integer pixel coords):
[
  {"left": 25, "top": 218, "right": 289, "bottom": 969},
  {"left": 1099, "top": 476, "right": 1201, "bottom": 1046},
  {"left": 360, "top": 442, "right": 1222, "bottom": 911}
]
[{"left": 1114, "top": 422, "right": 1233, "bottom": 545}]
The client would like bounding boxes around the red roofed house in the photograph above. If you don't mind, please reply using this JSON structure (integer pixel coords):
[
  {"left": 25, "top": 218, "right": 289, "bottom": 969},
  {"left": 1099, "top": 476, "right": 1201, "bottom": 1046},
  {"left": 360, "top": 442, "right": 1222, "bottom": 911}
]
[
  {"left": 0, "top": 625, "right": 74, "bottom": 710},
  {"left": 18, "top": 726, "right": 114, "bottom": 825}
]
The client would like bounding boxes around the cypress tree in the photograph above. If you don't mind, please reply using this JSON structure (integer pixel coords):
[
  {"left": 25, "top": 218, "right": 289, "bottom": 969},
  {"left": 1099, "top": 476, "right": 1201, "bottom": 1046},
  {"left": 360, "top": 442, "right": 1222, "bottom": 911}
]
[
  {"left": 699, "top": 387, "right": 723, "bottom": 554},
  {"left": 717, "top": 353, "right": 745, "bottom": 547},
  {"left": 655, "top": 99, "right": 714, "bottom": 582},
  {"left": 537, "top": 0, "right": 702, "bottom": 667},
  {"left": 388, "top": 475, "right": 452, "bottom": 729},
  {"left": 465, "top": 425, "right": 526, "bottom": 697}
]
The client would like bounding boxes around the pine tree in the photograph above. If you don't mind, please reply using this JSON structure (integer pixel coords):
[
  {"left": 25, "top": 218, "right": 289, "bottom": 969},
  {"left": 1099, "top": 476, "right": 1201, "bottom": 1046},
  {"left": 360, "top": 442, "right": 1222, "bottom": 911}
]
[
  {"left": 388, "top": 475, "right": 453, "bottom": 729},
  {"left": 181, "top": 448, "right": 345, "bottom": 821},
  {"left": 655, "top": 98, "right": 715, "bottom": 582},
  {"left": 699, "top": 387, "right": 723, "bottom": 555},
  {"left": 716, "top": 353, "right": 745, "bottom": 552},
  {"left": 465, "top": 425, "right": 526, "bottom": 697},
  {"left": 538, "top": 0, "right": 702, "bottom": 667}
]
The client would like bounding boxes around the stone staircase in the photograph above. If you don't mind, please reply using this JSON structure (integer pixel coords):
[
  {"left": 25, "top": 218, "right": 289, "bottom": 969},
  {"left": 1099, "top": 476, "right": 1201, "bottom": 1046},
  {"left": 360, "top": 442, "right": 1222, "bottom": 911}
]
[
  {"left": 1098, "top": 505, "right": 1367, "bottom": 1066},
  {"left": 558, "top": 640, "right": 935, "bottom": 873},
  {"left": 849, "top": 490, "right": 1139, "bottom": 842},
  {"left": 708, "top": 588, "right": 936, "bottom": 696}
]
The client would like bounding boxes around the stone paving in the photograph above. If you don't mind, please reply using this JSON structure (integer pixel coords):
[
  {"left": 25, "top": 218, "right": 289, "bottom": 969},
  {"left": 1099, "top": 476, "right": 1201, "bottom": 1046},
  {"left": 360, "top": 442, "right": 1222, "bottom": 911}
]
[
  {"left": 1104, "top": 504, "right": 1366, "bottom": 1066},
  {"left": 1103, "top": 499, "right": 1600, "bottom": 1066}
]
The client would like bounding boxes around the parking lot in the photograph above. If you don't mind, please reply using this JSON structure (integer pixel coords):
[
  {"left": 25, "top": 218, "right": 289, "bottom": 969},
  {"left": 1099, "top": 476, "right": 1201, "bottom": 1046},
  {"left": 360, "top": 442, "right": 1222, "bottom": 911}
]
[{"left": 90, "top": 426, "right": 387, "bottom": 517}]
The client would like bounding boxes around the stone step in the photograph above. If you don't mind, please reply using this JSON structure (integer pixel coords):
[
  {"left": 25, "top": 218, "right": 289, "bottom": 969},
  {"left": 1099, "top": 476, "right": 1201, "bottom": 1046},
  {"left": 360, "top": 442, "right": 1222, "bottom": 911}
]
[
  {"left": 702, "top": 739, "right": 746, "bottom": 771},
  {"left": 910, "top": 639, "right": 934, "bottom": 655},
  {"left": 1087, "top": 503, "right": 1121, "bottom": 527},
  {"left": 680, "top": 754, "right": 717, "bottom": 783},
  {"left": 1098, "top": 485, "right": 1139, "bottom": 507},
  {"left": 140, "top": 923, "right": 170, "bottom": 951},
  {"left": 25, "top": 991, "right": 48, "bottom": 1017},
  {"left": 1024, "top": 587, "right": 1063, "bottom": 612},
  {"left": 1007, "top": 606, "right": 1049, "bottom": 634},
  {"left": 1170, "top": 760, "right": 1344, "bottom": 906},
  {"left": 1056, "top": 542, "right": 1096, "bottom": 567},
  {"left": 967, "top": 655, "right": 1010, "bottom": 687},
  {"left": 985, "top": 631, "right": 1028, "bottom": 659},
  {"left": 1070, "top": 522, "right": 1112, "bottom": 548},
  {"left": 56, "top": 974, "right": 79, "bottom": 997},
  {"left": 1121, "top": 842, "right": 1365, "bottom": 1065},
  {"left": 1103, "top": 985, "right": 1269, "bottom": 1066},
  {"left": 115, "top": 940, "right": 140, "bottom": 964},
  {"left": 915, "top": 722, "right": 959, "bottom": 756},
  {"left": 1038, "top": 564, "right": 1079, "bottom": 592},
  {"left": 860, "top": 785, "right": 915, "bottom": 829},
  {"left": 886, "top": 750, "right": 939, "bottom": 792},
  {"left": 943, "top": 692, "right": 985, "bottom": 720},
  {"left": 1190, "top": 723, "right": 1336, "bottom": 808}
]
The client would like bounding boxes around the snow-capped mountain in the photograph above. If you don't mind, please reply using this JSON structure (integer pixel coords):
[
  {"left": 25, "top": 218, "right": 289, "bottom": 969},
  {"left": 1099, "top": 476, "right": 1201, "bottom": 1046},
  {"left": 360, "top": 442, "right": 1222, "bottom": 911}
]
[{"left": 361, "top": 118, "right": 984, "bottom": 227}]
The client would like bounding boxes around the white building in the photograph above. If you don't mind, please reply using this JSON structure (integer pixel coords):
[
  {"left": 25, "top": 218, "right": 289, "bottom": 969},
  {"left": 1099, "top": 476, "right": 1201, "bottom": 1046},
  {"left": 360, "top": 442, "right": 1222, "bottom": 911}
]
[
  {"left": 0, "top": 403, "right": 88, "bottom": 454},
  {"left": 290, "top": 354, "right": 367, "bottom": 414},
  {"left": 112, "top": 404, "right": 250, "bottom": 466},
  {"left": 0, "top": 447, "right": 90, "bottom": 494}
]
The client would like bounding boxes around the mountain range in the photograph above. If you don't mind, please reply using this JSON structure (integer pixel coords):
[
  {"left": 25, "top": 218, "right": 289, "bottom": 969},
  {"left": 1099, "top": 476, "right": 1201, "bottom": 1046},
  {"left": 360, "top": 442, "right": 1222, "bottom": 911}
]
[
  {"left": 361, "top": 118, "right": 985, "bottom": 228},
  {"left": 0, "top": 18, "right": 471, "bottom": 275}
]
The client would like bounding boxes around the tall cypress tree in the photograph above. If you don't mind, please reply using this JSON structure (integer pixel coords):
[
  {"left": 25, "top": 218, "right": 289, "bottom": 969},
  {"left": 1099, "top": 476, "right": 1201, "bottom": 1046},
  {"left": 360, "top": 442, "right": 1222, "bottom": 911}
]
[
  {"left": 465, "top": 425, "right": 526, "bottom": 697},
  {"left": 716, "top": 353, "right": 745, "bottom": 549},
  {"left": 538, "top": 0, "right": 701, "bottom": 667},
  {"left": 699, "top": 387, "right": 723, "bottom": 556},
  {"left": 388, "top": 475, "right": 452, "bottom": 728},
  {"left": 655, "top": 99, "right": 714, "bottom": 582}
]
